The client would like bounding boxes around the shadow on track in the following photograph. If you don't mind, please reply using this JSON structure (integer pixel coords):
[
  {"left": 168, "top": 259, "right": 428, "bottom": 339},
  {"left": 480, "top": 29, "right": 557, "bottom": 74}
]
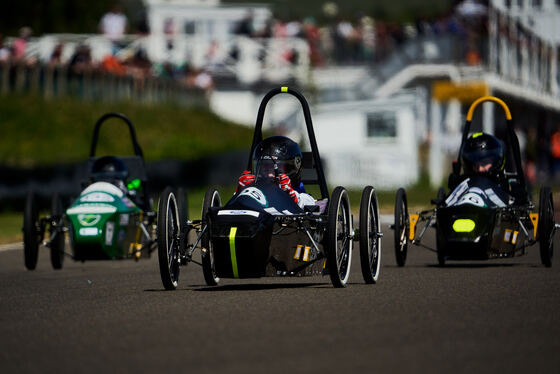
[{"left": 144, "top": 282, "right": 327, "bottom": 292}]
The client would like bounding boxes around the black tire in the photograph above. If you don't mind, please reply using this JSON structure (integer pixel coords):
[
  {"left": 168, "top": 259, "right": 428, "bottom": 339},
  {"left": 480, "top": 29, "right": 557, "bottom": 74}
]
[
  {"left": 157, "top": 187, "right": 181, "bottom": 290},
  {"left": 394, "top": 188, "right": 409, "bottom": 267},
  {"left": 49, "top": 193, "right": 65, "bottom": 270},
  {"left": 538, "top": 186, "right": 554, "bottom": 267},
  {"left": 201, "top": 188, "right": 221, "bottom": 286},
  {"left": 326, "top": 186, "right": 353, "bottom": 288},
  {"left": 359, "top": 186, "right": 381, "bottom": 284},
  {"left": 23, "top": 192, "right": 40, "bottom": 270}
]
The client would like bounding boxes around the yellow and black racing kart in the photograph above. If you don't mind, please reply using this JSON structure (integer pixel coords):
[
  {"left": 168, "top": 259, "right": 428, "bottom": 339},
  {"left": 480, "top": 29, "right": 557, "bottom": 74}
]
[
  {"left": 157, "top": 87, "right": 382, "bottom": 289},
  {"left": 392, "top": 96, "right": 556, "bottom": 267}
]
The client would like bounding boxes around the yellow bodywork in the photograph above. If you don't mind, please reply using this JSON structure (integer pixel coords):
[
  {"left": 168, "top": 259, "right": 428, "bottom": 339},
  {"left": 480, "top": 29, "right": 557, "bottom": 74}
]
[
  {"left": 409, "top": 214, "right": 419, "bottom": 241},
  {"left": 530, "top": 213, "right": 539, "bottom": 237}
]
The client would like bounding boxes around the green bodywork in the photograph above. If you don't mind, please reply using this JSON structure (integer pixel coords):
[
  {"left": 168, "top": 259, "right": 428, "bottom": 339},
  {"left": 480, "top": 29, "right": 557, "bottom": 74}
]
[{"left": 66, "top": 183, "right": 142, "bottom": 259}]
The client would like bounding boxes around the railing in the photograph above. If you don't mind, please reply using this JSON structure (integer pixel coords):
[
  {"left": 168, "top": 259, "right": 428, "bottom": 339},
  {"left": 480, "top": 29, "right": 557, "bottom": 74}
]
[{"left": 0, "top": 61, "right": 208, "bottom": 107}]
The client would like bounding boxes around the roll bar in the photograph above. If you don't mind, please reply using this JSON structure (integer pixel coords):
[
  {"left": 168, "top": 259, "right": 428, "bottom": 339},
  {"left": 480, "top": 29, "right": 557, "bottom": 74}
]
[
  {"left": 89, "top": 113, "right": 144, "bottom": 158},
  {"left": 248, "top": 87, "right": 329, "bottom": 200}
]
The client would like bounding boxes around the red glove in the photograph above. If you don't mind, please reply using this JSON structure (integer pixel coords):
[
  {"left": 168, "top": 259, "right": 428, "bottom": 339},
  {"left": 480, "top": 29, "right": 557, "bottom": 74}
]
[
  {"left": 279, "top": 173, "right": 298, "bottom": 204},
  {"left": 237, "top": 170, "right": 255, "bottom": 192}
]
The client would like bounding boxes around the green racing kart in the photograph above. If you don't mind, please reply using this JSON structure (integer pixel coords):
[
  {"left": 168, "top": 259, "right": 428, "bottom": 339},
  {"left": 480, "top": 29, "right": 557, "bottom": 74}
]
[{"left": 23, "top": 113, "right": 157, "bottom": 270}]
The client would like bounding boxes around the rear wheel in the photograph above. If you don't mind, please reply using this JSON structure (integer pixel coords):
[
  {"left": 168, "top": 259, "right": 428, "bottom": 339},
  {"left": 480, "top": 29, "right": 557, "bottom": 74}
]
[
  {"left": 359, "top": 186, "right": 381, "bottom": 284},
  {"left": 326, "top": 187, "right": 353, "bottom": 288},
  {"left": 49, "top": 194, "right": 65, "bottom": 270},
  {"left": 157, "top": 187, "right": 181, "bottom": 290},
  {"left": 538, "top": 186, "right": 554, "bottom": 267},
  {"left": 394, "top": 188, "right": 409, "bottom": 267},
  {"left": 23, "top": 192, "right": 40, "bottom": 270},
  {"left": 201, "top": 188, "right": 221, "bottom": 286}
]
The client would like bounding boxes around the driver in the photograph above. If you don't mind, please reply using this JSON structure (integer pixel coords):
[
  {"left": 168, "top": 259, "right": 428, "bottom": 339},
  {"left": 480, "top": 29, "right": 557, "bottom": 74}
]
[
  {"left": 90, "top": 155, "right": 135, "bottom": 195},
  {"left": 461, "top": 132, "right": 506, "bottom": 185},
  {"left": 236, "top": 136, "right": 315, "bottom": 208}
]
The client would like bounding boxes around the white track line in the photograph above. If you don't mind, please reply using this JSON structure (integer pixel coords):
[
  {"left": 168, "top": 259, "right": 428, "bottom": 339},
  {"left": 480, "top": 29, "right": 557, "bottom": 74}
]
[{"left": 0, "top": 242, "right": 22, "bottom": 252}]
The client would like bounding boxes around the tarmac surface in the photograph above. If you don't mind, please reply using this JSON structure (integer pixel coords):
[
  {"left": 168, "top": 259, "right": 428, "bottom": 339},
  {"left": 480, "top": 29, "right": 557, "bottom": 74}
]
[{"left": 1, "top": 227, "right": 559, "bottom": 374}]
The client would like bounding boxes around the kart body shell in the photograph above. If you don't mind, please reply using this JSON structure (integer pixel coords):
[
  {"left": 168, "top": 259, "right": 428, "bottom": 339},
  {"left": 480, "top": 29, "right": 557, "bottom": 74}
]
[{"left": 208, "top": 180, "right": 326, "bottom": 278}]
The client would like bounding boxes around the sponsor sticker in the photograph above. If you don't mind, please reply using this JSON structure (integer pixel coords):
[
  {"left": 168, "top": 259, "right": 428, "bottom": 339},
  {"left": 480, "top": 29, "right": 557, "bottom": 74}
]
[
  {"left": 239, "top": 187, "right": 268, "bottom": 206},
  {"left": 217, "top": 210, "right": 260, "bottom": 218},
  {"left": 119, "top": 214, "right": 130, "bottom": 225},
  {"left": 79, "top": 227, "right": 99, "bottom": 236},
  {"left": 105, "top": 222, "right": 115, "bottom": 245},
  {"left": 504, "top": 229, "right": 512, "bottom": 243},
  {"left": 78, "top": 214, "right": 101, "bottom": 226},
  {"left": 80, "top": 192, "right": 114, "bottom": 203},
  {"left": 511, "top": 231, "right": 519, "bottom": 245}
]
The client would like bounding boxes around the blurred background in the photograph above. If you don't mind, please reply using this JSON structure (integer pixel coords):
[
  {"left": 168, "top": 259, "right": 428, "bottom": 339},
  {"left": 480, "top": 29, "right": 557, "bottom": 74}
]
[{"left": 1, "top": 0, "right": 559, "bottom": 241}]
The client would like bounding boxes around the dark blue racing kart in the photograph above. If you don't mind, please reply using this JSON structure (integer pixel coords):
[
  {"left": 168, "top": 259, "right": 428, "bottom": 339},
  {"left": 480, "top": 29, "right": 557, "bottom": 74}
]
[
  {"left": 392, "top": 96, "right": 556, "bottom": 267},
  {"left": 157, "top": 87, "right": 382, "bottom": 289}
]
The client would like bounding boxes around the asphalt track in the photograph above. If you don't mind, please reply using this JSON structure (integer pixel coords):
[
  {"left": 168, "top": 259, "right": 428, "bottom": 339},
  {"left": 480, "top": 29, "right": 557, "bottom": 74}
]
[{"left": 1, "top": 227, "right": 559, "bottom": 374}]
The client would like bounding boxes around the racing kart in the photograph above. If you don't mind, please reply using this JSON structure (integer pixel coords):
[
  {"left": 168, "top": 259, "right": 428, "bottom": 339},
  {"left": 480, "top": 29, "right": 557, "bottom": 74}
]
[
  {"left": 392, "top": 96, "right": 556, "bottom": 267},
  {"left": 157, "top": 86, "right": 382, "bottom": 289},
  {"left": 23, "top": 113, "right": 157, "bottom": 270}
]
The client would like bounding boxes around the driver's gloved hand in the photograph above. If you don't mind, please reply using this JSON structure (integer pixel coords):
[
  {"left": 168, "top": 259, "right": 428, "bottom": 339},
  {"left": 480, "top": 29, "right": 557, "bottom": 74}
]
[
  {"left": 237, "top": 170, "right": 255, "bottom": 191},
  {"left": 279, "top": 173, "right": 299, "bottom": 204},
  {"left": 238, "top": 170, "right": 255, "bottom": 188}
]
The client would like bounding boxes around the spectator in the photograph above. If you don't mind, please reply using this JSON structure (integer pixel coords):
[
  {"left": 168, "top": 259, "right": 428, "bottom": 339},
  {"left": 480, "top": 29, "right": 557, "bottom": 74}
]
[
  {"left": 550, "top": 125, "right": 560, "bottom": 178},
  {"left": 0, "top": 34, "right": 11, "bottom": 62},
  {"left": 99, "top": 4, "right": 128, "bottom": 51},
  {"left": 49, "top": 43, "right": 64, "bottom": 67},
  {"left": 12, "top": 27, "right": 31, "bottom": 61},
  {"left": 69, "top": 45, "right": 93, "bottom": 75},
  {"left": 235, "top": 11, "right": 254, "bottom": 36}
]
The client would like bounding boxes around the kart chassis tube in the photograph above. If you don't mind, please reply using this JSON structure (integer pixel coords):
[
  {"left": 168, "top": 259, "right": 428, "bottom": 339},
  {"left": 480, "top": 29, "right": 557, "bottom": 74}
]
[{"left": 248, "top": 87, "right": 329, "bottom": 200}]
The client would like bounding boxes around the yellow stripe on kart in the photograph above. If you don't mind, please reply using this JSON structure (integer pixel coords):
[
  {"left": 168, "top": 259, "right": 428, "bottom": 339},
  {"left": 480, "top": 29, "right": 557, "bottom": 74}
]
[{"left": 229, "top": 227, "right": 239, "bottom": 278}]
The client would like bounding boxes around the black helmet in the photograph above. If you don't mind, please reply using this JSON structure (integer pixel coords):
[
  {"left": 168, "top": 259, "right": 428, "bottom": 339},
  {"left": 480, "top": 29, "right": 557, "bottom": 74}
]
[
  {"left": 91, "top": 156, "right": 128, "bottom": 182},
  {"left": 462, "top": 133, "right": 505, "bottom": 177},
  {"left": 253, "top": 136, "right": 303, "bottom": 186}
]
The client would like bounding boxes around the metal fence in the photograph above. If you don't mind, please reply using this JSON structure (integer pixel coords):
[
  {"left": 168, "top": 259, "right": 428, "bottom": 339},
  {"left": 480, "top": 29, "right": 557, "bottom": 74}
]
[{"left": 0, "top": 61, "right": 209, "bottom": 107}]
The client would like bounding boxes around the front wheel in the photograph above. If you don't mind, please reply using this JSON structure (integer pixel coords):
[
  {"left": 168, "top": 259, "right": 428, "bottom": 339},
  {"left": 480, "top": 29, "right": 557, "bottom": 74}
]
[
  {"left": 359, "top": 186, "right": 381, "bottom": 284},
  {"left": 326, "top": 186, "right": 353, "bottom": 288},
  {"left": 201, "top": 188, "right": 221, "bottom": 286},
  {"left": 157, "top": 187, "right": 181, "bottom": 290},
  {"left": 49, "top": 193, "right": 65, "bottom": 270},
  {"left": 23, "top": 192, "right": 41, "bottom": 270},
  {"left": 538, "top": 186, "right": 554, "bottom": 267},
  {"left": 394, "top": 188, "right": 409, "bottom": 267}
]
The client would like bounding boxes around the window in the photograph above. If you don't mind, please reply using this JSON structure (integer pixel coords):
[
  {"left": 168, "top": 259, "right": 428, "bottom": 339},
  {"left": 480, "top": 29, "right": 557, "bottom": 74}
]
[
  {"left": 532, "top": 0, "right": 542, "bottom": 8},
  {"left": 184, "top": 21, "right": 195, "bottom": 35},
  {"left": 366, "top": 112, "right": 397, "bottom": 138},
  {"left": 505, "top": 0, "right": 511, "bottom": 8}
]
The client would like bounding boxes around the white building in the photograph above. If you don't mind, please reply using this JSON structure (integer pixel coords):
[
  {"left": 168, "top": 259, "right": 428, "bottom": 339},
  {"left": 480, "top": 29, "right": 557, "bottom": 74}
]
[
  {"left": 310, "top": 90, "right": 428, "bottom": 189},
  {"left": 491, "top": 0, "right": 560, "bottom": 43}
]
